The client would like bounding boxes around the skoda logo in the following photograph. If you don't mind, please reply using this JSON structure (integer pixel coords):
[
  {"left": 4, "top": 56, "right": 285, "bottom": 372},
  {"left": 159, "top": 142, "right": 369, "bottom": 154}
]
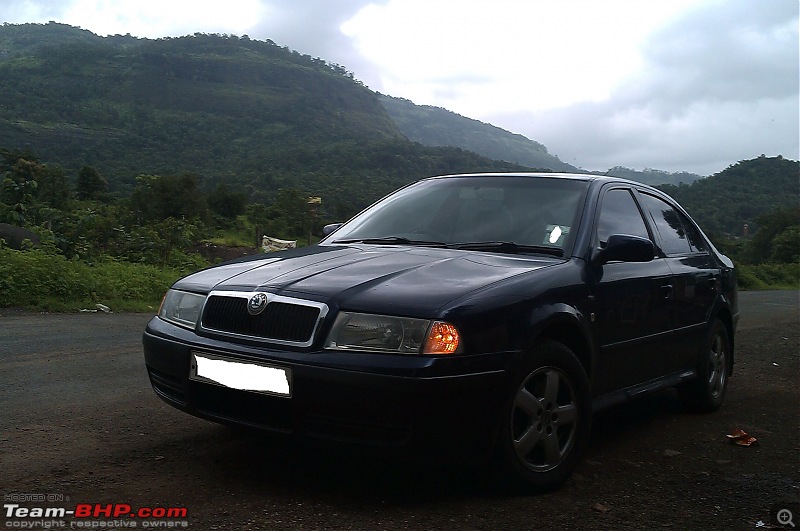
[{"left": 247, "top": 293, "right": 269, "bottom": 316}]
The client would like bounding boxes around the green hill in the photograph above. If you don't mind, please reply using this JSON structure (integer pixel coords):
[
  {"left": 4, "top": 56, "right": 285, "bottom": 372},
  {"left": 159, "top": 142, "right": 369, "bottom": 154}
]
[
  {"left": 658, "top": 155, "right": 799, "bottom": 236},
  {"left": 0, "top": 22, "right": 526, "bottom": 213},
  {"left": 1, "top": 22, "right": 790, "bottom": 225},
  {"left": 379, "top": 95, "right": 577, "bottom": 171},
  {"left": 379, "top": 95, "right": 706, "bottom": 186},
  {"left": 593, "top": 166, "right": 702, "bottom": 186}
]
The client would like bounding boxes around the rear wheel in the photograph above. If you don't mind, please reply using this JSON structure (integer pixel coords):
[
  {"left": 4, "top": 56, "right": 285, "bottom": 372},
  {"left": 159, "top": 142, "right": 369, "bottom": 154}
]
[
  {"left": 493, "top": 341, "right": 591, "bottom": 492},
  {"left": 679, "top": 319, "right": 730, "bottom": 413}
]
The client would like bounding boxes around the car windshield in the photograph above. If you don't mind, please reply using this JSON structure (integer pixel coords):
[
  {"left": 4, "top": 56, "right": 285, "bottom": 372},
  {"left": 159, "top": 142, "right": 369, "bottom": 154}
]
[{"left": 326, "top": 176, "right": 589, "bottom": 256}]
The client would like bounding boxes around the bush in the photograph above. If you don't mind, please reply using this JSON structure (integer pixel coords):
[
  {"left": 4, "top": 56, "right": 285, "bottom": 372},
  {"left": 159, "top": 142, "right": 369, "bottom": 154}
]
[
  {"left": 737, "top": 263, "right": 800, "bottom": 291},
  {"left": 0, "top": 246, "right": 200, "bottom": 311}
]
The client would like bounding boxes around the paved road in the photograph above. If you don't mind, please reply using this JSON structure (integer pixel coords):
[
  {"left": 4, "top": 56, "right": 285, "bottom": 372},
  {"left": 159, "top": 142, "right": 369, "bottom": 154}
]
[{"left": 0, "top": 291, "right": 797, "bottom": 530}]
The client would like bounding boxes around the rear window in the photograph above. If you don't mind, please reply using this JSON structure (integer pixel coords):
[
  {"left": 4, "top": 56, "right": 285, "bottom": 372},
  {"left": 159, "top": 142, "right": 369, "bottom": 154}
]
[{"left": 639, "top": 193, "right": 692, "bottom": 255}]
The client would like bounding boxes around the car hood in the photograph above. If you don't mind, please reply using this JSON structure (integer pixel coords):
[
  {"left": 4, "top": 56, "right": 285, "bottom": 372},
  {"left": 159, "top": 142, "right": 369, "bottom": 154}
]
[{"left": 173, "top": 244, "right": 558, "bottom": 316}]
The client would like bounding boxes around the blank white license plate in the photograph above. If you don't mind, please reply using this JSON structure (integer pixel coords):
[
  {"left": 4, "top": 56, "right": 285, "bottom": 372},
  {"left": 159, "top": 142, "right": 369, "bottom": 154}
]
[{"left": 190, "top": 352, "right": 292, "bottom": 397}]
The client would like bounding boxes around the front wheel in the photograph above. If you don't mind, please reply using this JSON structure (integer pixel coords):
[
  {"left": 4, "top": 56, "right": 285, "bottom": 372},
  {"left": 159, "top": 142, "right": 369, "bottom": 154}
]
[
  {"left": 679, "top": 319, "right": 731, "bottom": 413},
  {"left": 492, "top": 341, "right": 592, "bottom": 492}
]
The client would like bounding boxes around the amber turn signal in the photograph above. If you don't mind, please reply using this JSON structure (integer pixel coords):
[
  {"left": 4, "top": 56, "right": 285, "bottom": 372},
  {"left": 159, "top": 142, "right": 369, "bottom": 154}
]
[{"left": 423, "top": 321, "right": 461, "bottom": 355}]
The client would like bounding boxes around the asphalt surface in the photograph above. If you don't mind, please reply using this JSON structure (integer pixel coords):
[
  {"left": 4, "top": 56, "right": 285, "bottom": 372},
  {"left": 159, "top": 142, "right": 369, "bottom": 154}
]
[{"left": 0, "top": 290, "right": 798, "bottom": 530}]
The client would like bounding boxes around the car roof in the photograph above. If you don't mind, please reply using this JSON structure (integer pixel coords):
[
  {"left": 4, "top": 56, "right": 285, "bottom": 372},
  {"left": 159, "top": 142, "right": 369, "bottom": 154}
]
[{"left": 426, "top": 172, "right": 656, "bottom": 190}]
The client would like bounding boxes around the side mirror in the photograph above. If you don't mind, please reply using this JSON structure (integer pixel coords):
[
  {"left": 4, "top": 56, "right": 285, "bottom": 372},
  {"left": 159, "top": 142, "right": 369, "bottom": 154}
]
[
  {"left": 593, "top": 234, "right": 655, "bottom": 266},
  {"left": 322, "top": 223, "right": 343, "bottom": 236}
]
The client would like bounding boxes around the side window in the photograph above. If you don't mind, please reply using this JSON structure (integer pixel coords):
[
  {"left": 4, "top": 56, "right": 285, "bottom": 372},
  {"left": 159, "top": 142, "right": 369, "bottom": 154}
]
[
  {"left": 639, "top": 193, "right": 692, "bottom": 255},
  {"left": 677, "top": 210, "right": 708, "bottom": 253},
  {"left": 596, "top": 189, "right": 650, "bottom": 245}
]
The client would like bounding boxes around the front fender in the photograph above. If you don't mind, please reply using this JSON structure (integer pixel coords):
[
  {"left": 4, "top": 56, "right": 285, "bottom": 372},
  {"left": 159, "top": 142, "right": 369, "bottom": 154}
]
[{"left": 518, "top": 303, "right": 597, "bottom": 385}]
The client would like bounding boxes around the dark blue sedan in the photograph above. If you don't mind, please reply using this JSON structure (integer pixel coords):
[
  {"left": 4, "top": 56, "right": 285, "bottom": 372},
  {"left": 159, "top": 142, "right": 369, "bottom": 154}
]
[{"left": 143, "top": 173, "right": 738, "bottom": 491}]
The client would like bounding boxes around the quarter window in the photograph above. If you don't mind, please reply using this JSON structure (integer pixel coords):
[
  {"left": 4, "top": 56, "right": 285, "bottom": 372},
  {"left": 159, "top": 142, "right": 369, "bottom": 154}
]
[
  {"left": 639, "top": 194, "right": 692, "bottom": 255},
  {"left": 677, "top": 210, "right": 708, "bottom": 253},
  {"left": 596, "top": 189, "right": 650, "bottom": 245}
]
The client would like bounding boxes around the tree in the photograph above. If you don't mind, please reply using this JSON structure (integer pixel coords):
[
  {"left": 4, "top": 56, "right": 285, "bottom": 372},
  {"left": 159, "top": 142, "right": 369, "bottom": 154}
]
[
  {"left": 771, "top": 227, "right": 800, "bottom": 263},
  {"left": 207, "top": 183, "right": 247, "bottom": 220},
  {"left": 37, "top": 165, "right": 72, "bottom": 210},
  {"left": 268, "top": 188, "right": 310, "bottom": 238},
  {"left": 245, "top": 188, "right": 311, "bottom": 240},
  {"left": 0, "top": 148, "right": 39, "bottom": 173},
  {"left": 0, "top": 158, "right": 41, "bottom": 225},
  {"left": 0, "top": 176, "right": 37, "bottom": 225},
  {"left": 76, "top": 166, "right": 108, "bottom": 200},
  {"left": 744, "top": 207, "right": 800, "bottom": 264},
  {"left": 131, "top": 173, "right": 209, "bottom": 223}
]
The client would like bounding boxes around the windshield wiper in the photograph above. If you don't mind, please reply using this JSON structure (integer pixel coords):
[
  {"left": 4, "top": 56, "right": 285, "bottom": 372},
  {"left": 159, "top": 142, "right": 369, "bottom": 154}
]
[
  {"left": 448, "top": 241, "right": 564, "bottom": 257},
  {"left": 333, "top": 236, "right": 447, "bottom": 247},
  {"left": 333, "top": 238, "right": 564, "bottom": 257}
]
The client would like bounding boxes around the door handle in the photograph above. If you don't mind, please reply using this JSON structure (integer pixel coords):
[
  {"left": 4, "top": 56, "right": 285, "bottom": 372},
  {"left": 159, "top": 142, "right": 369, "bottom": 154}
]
[
  {"left": 660, "top": 284, "right": 673, "bottom": 299},
  {"left": 701, "top": 273, "right": 719, "bottom": 290}
]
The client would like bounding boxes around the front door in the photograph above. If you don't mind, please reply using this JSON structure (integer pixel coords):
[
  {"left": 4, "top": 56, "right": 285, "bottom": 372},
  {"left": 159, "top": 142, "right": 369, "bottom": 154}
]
[{"left": 589, "top": 187, "right": 675, "bottom": 395}]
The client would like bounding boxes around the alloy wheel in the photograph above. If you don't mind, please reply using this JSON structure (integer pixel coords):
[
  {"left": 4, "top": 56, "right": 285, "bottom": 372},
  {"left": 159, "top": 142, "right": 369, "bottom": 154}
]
[{"left": 511, "top": 366, "right": 579, "bottom": 472}]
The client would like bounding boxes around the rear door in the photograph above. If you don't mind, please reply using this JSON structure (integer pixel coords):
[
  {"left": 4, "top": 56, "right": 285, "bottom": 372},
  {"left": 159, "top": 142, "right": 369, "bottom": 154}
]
[{"left": 636, "top": 191, "right": 720, "bottom": 370}]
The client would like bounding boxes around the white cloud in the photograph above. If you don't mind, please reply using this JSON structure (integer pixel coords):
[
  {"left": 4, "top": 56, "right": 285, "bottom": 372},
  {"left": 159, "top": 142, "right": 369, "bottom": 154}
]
[
  {"left": 469, "top": 0, "right": 800, "bottom": 175},
  {"left": 341, "top": 0, "right": 699, "bottom": 114},
  {"left": 0, "top": 0, "right": 64, "bottom": 22},
  {"left": 501, "top": 95, "right": 797, "bottom": 175},
  {"left": 245, "top": 0, "right": 383, "bottom": 87},
  {"left": 3, "top": 0, "right": 269, "bottom": 37}
]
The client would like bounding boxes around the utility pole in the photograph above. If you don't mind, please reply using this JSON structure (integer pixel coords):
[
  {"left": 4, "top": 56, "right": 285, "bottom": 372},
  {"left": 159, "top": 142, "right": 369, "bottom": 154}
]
[{"left": 307, "top": 196, "right": 321, "bottom": 246}]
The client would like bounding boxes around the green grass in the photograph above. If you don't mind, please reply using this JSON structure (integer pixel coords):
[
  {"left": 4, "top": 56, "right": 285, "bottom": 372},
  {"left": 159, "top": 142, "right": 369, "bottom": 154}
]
[
  {"left": 736, "top": 263, "right": 800, "bottom": 290},
  {"left": 202, "top": 234, "right": 257, "bottom": 248},
  {"left": 0, "top": 247, "right": 199, "bottom": 312},
  {"left": 203, "top": 219, "right": 260, "bottom": 248}
]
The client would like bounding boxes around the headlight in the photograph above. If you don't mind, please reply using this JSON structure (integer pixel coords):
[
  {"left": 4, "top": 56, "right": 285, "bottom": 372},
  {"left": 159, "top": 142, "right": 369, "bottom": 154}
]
[
  {"left": 158, "top": 289, "right": 206, "bottom": 329},
  {"left": 325, "top": 312, "right": 461, "bottom": 355}
]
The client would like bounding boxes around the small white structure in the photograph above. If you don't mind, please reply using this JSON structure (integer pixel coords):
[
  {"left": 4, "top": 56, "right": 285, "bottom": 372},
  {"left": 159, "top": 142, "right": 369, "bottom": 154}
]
[{"left": 262, "top": 236, "right": 297, "bottom": 253}]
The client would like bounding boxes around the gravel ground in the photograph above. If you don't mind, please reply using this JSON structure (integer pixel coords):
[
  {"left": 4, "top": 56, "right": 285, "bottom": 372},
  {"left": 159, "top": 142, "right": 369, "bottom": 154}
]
[{"left": 0, "top": 291, "right": 797, "bottom": 530}]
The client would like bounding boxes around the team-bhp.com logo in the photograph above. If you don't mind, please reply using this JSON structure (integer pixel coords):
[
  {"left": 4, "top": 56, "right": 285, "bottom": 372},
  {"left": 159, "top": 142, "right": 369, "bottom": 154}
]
[{"left": 4, "top": 502, "right": 189, "bottom": 527}]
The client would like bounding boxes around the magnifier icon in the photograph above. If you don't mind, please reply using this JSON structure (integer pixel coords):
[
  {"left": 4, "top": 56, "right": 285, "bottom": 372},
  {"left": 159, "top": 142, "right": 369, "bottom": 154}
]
[{"left": 778, "top": 508, "right": 796, "bottom": 528}]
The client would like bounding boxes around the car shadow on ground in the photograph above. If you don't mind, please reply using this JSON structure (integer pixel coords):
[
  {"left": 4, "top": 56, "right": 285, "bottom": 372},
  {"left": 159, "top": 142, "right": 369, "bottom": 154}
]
[
  {"left": 159, "top": 389, "right": 687, "bottom": 504},
  {"left": 588, "top": 390, "right": 682, "bottom": 450}
]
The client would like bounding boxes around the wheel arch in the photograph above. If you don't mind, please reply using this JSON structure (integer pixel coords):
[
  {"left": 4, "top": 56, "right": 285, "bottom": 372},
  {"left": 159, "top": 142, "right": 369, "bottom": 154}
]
[
  {"left": 714, "top": 306, "right": 735, "bottom": 374},
  {"left": 522, "top": 305, "right": 595, "bottom": 385}
]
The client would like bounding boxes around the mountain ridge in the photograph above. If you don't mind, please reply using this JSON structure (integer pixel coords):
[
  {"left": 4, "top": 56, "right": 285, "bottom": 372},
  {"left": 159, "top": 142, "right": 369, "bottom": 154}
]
[
  {"left": 2, "top": 23, "right": 530, "bottom": 212},
  {"left": 1, "top": 22, "right": 708, "bottom": 195},
  {"left": 379, "top": 94, "right": 577, "bottom": 172}
]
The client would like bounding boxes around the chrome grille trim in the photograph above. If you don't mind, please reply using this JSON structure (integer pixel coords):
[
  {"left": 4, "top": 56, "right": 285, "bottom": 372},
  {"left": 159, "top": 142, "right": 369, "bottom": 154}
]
[{"left": 199, "top": 290, "right": 329, "bottom": 347}]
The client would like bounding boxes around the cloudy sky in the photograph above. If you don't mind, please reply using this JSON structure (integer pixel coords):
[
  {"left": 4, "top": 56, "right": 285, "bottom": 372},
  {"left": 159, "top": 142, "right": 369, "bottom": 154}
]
[{"left": 2, "top": 0, "right": 798, "bottom": 175}]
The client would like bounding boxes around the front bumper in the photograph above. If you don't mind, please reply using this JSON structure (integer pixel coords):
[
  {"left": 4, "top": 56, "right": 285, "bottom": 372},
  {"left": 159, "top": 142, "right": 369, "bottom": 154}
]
[{"left": 143, "top": 317, "right": 517, "bottom": 457}]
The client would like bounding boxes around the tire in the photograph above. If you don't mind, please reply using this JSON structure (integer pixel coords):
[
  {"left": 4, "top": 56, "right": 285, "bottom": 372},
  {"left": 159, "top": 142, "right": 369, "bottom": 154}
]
[
  {"left": 679, "top": 319, "right": 731, "bottom": 413},
  {"left": 492, "top": 340, "right": 592, "bottom": 492}
]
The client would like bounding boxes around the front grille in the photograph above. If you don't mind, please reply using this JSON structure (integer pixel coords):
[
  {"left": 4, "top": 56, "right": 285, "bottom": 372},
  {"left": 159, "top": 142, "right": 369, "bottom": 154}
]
[{"left": 200, "top": 291, "right": 327, "bottom": 346}]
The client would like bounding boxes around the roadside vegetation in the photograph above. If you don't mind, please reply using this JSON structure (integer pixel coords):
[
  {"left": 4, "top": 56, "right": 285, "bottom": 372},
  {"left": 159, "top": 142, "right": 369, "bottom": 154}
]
[
  {"left": 0, "top": 147, "right": 327, "bottom": 311},
  {"left": 658, "top": 156, "right": 799, "bottom": 292},
  {"left": 1, "top": 148, "right": 796, "bottom": 312},
  {"left": 712, "top": 205, "right": 800, "bottom": 290},
  {"left": 0, "top": 244, "right": 183, "bottom": 312},
  {"left": 0, "top": 25, "right": 795, "bottom": 312}
]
